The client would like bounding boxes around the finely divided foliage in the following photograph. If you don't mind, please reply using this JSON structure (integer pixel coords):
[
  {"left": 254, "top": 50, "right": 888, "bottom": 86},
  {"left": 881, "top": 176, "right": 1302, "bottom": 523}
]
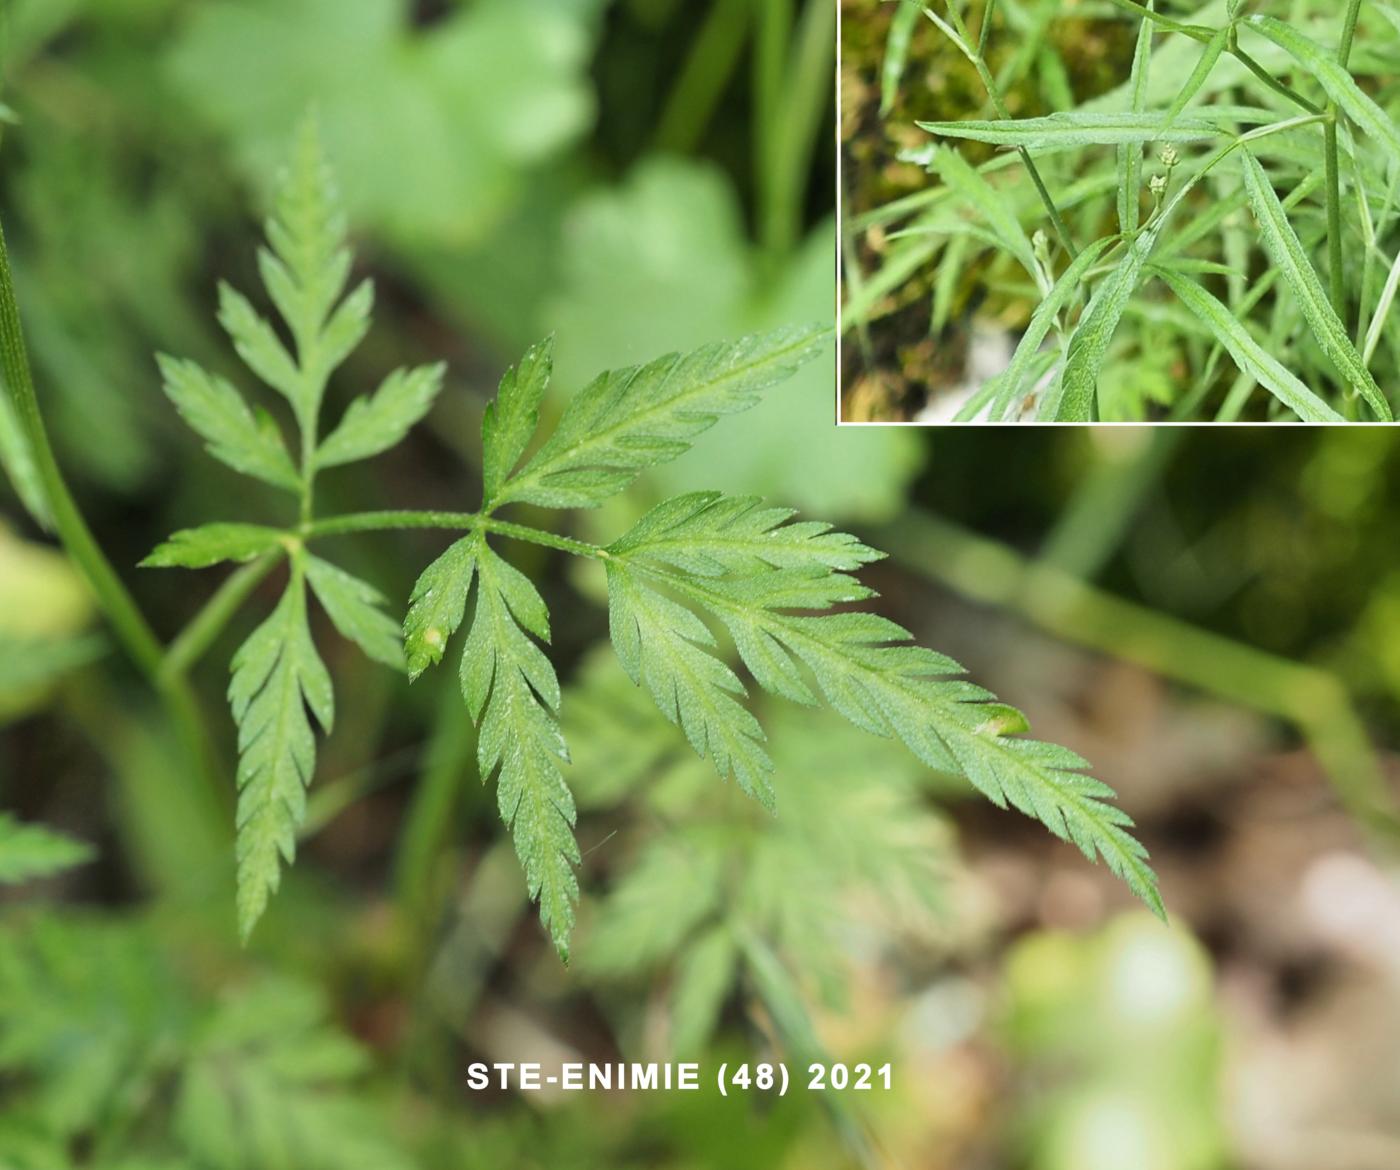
[
  {"left": 864, "top": 0, "right": 1400, "bottom": 421},
  {"left": 151, "top": 125, "right": 1161, "bottom": 957}
]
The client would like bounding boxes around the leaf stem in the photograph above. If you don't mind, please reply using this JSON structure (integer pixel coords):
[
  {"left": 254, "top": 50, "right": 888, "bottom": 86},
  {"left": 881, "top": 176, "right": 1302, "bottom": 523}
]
[
  {"left": 933, "top": 1, "right": 1079, "bottom": 258},
  {"left": 0, "top": 213, "right": 222, "bottom": 811},
  {"left": 161, "top": 551, "right": 283, "bottom": 680},
  {"left": 1327, "top": 0, "right": 1366, "bottom": 316},
  {"left": 301, "top": 510, "right": 610, "bottom": 560}
]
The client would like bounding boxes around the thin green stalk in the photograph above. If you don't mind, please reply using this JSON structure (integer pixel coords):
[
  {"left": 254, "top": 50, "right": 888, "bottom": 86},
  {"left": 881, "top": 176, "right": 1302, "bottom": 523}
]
[
  {"left": 1230, "top": 45, "right": 1322, "bottom": 116},
  {"left": 754, "top": 0, "right": 794, "bottom": 266},
  {"left": 0, "top": 221, "right": 164, "bottom": 678},
  {"left": 1337, "top": 0, "right": 1365, "bottom": 66},
  {"left": 301, "top": 509, "right": 610, "bottom": 560},
  {"left": 161, "top": 551, "right": 282, "bottom": 680},
  {"left": 1315, "top": 0, "right": 1365, "bottom": 316},
  {"left": 654, "top": 0, "right": 751, "bottom": 154},
  {"left": 393, "top": 684, "right": 479, "bottom": 928},
  {"left": 1325, "top": 118, "right": 1345, "bottom": 311},
  {"left": 935, "top": 1, "right": 1079, "bottom": 258},
  {"left": 1331, "top": 0, "right": 1366, "bottom": 319},
  {"left": 0, "top": 213, "right": 227, "bottom": 828}
]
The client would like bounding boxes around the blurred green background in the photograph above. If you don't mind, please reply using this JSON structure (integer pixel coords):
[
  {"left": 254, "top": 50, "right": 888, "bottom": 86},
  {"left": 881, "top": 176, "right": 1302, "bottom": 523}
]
[{"left": 4, "top": 2, "right": 1400, "bottom": 1167}]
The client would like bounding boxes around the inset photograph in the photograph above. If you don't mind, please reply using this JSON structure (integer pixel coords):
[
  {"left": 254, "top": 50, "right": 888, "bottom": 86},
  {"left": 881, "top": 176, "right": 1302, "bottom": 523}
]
[{"left": 840, "top": 0, "right": 1400, "bottom": 422}]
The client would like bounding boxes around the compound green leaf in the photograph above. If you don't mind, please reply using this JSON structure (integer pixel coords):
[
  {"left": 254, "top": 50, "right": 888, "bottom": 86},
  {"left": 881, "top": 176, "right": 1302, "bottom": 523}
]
[
  {"left": 492, "top": 324, "right": 829, "bottom": 510},
  {"left": 156, "top": 355, "right": 300, "bottom": 491},
  {"left": 315, "top": 362, "right": 445, "bottom": 469},
  {"left": 305, "top": 554, "right": 405, "bottom": 670},
  {"left": 1240, "top": 150, "right": 1392, "bottom": 419},
  {"left": 141, "top": 523, "right": 286, "bottom": 569},
  {"left": 610, "top": 545, "right": 1164, "bottom": 919},
  {"left": 229, "top": 567, "right": 333, "bottom": 940}
]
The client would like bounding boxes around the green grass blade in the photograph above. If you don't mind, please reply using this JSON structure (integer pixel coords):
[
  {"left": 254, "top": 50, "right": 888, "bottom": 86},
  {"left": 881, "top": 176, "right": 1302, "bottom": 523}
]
[
  {"left": 1162, "top": 28, "right": 1228, "bottom": 132},
  {"left": 1240, "top": 150, "right": 1392, "bottom": 419},
  {"left": 1154, "top": 268, "right": 1345, "bottom": 421},
  {"left": 992, "top": 236, "right": 1117, "bottom": 420},
  {"left": 881, "top": 2, "right": 920, "bottom": 115},
  {"left": 929, "top": 145, "right": 1041, "bottom": 288}
]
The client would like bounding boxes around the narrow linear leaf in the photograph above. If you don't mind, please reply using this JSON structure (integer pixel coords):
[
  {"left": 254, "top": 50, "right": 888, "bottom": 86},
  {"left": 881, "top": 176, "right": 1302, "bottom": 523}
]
[
  {"left": 493, "top": 324, "right": 829, "bottom": 510},
  {"left": 671, "top": 924, "right": 738, "bottom": 1057},
  {"left": 1247, "top": 16, "right": 1400, "bottom": 170},
  {"left": 930, "top": 145, "right": 1042, "bottom": 288},
  {"left": 1044, "top": 211, "right": 1175, "bottom": 419},
  {"left": 917, "top": 111, "right": 1226, "bottom": 148},
  {"left": 992, "top": 236, "right": 1118, "bottom": 420},
  {"left": 315, "top": 362, "right": 445, "bottom": 470},
  {"left": 141, "top": 523, "right": 286, "bottom": 569},
  {"left": 1240, "top": 150, "right": 1392, "bottom": 419},
  {"left": 481, "top": 335, "right": 552, "bottom": 505},
  {"left": 1161, "top": 27, "right": 1228, "bottom": 132},
  {"left": 881, "top": 1, "right": 921, "bottom": 115},
  {"left": 305, "top": 555, "right": 405, "bottom": 671},
  {"left": 229, "top": 568, "right": 333, "bottom": 940},
  {"left": 157, "top": 355, "right": 300, "bottom": 491},
  {"left": 460, "top": 537, "right": 578, "bottom": 959},
  {"left": 1154, "top": 268, "right": 1344, "bottom": 421},
  {"left": 0, "top": 813, "right": 94, "bottom": 884}
]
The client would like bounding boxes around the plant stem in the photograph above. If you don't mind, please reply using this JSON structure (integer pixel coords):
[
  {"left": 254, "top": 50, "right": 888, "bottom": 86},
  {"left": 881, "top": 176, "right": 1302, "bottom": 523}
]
[
  {"left": 0, "top": 214, "right": 222, "bottom": 813},
  {"left": 1338, "top": 0, "right": 1364, "bottom": 66},
  {"left": 301, "top": 510, "right": 610, "bottom": 560},
  {"left": 0, "top": 222, "right": 164, "bottom": 677},
  {"left": 935, "top": 2, "right": 1079, "bottom": 258},
  {"left": 1328, "top": 0, "right": 1366, "bottom": 318},
  {"left": 654, "top": 0, "right": 751, "bottom": 154},
  {"left": 1231, "top": 46, "right": 1322, "bottom": 116},
  {"left": 161, "top": 551, "right": 282, "bottom": 680},
  {"left": 1325, "top": 118, "right": 1345, "bottom": 312}
]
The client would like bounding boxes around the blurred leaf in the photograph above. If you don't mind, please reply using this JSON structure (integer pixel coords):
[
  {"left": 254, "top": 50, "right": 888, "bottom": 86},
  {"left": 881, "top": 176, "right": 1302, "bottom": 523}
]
[
  {"left": 0, "top": 815, "right": 93, "bottom": 885},
  {"left": 167, "top": 0, "right": 595, "bottom": 245},
  {"left": 176, "top": 978, "right": 410, "bottom": 1170}
]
